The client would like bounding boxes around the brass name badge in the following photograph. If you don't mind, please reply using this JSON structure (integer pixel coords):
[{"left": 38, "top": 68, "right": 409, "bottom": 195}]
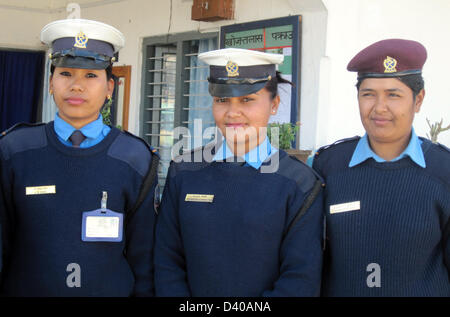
[
  {"left": 26, "top": 185, "right": 56, "bottom": 195},
  {"left": 185, "top": 194, "right": 214, "bottom": 203}
]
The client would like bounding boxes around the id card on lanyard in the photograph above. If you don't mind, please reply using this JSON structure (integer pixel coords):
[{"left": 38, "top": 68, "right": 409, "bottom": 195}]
[{"left": 81, "top": 191, "right": 123, "bottom": 242}]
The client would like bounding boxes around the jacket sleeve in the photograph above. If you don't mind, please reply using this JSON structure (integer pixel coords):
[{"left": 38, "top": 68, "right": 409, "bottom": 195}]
[
  {"left": 124, "top": 156, "right": 158, "bottom": 297},
  {"left": 154, "top": 162, "right": 191, "bottom": 296},
  {"left": 262, "top": 183, "right": 324, "bottom": 297},
  {"left": 0, "top": 147, "right": 14, "bottom": 285},
  {"left": 312, "top": 153, "right": 323, "bottom": 178},
  {"left": 0, "top": 169, "right": 4, "bottom": 278},
  {"left": 444, "top": 217, "right": 450, "bottom": 275}
]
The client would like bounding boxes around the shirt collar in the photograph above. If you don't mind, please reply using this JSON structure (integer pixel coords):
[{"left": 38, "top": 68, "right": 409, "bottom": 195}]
[
  {"left": 54, "top": 113, "right": 105, "bottom": 141},
  {"left": 349, "top": 128, "right": 426, "bottom": 168},
  {"left": 213, "top": 136, "right": 278, "bottom": 169}
]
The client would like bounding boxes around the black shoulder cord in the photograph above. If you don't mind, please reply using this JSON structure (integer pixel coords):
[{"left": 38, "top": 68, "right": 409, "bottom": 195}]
[
  {"left": 123, "top": 153, "right": 160, "bottom": 254},
  {"left": 282, "top": 179, "right": 324, "bottom": 241}
]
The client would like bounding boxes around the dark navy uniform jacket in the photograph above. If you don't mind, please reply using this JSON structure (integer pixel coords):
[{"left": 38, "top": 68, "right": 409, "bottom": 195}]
[
  {"left": 313, "top": 136, "right": 450, "bottom": 296},
  {"left": 0, "top": 122, "right": 158, "bottom": 296},
  {"left": 154, "top": 141, "right": 324, "bottom": 297}
]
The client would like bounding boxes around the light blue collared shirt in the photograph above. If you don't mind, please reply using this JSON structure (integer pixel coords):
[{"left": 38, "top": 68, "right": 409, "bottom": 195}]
[
  {"left": 349, "top": 128, "right": 426, "bottom": 168},
  {"left": 54, "top": 113, "right": 111, "bottom": 148},
  {"left": 213, "top": 136, "right": 278, "bottom": 170}
]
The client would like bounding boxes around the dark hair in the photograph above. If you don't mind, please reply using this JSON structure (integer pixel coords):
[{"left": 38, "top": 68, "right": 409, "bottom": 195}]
[
  {"left": 265, "top": 71, "right": 294, "bottom": 99},
  {"left": 50, "top": 64, "right": 113, "bottom": 80},
  {"left": 356, "top": 74, "right": 424, "bottom": 99}
]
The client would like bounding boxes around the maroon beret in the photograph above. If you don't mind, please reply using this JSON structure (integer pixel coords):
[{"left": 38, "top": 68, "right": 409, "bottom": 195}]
[{"left": 347, "top": 39, "right": 427, "bottom": 79}]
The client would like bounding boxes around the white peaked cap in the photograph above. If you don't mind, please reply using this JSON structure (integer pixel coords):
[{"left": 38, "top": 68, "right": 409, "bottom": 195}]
[
  {"left": 40, "top": 18, "right": 125, "bottom": 53},
  {"left": 198, "top": 48, "right": 284, "bottom": 66}
]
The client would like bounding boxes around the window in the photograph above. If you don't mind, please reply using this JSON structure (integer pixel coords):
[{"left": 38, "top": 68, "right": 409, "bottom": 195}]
[{"left": 141, "top": 32, "right": 218, "bottom": 187}]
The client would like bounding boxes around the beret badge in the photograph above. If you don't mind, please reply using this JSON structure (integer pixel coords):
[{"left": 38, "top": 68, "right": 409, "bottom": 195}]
[
  {"left": 383, "top": 56, "right": 397, "bottom": 73},
  {"left": 74, "top": 31, "right": 88, "bottom": 49}
]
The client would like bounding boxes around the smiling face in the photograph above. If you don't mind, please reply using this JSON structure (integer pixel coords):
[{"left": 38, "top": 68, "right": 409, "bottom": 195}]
[
  {"left": 358, "top": 77, "right": 424, "bottom": 149},
  {"left": 50, "top": 67, "right": 114, "bottom": 129},
  {"left": 212, "top": 87, "right": 280, "bottom": 155}
]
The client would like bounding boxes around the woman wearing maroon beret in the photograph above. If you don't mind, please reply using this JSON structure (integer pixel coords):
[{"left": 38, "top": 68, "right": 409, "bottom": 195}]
[{"left": 312, "top": 39, "right": 449, "bottom": 296}]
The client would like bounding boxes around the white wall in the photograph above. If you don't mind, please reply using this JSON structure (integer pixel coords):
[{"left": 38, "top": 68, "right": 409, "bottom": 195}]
[{"left": 0, "top": 8, "right": 50, "bottom": 50}]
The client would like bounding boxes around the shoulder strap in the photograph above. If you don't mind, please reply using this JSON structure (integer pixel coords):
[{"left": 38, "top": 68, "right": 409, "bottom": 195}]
[
  {"left": 282, "top": 179, "right": 324, "bottom": 241},
  {"left": 315, "top": 136, "right": 360, "bottom": 157},
  {"left": 1, "top": 122, "right": 46, "bottom": 138},
  {"left": 123, "top": 150, "right": 159, "bottom": 254},
  {"left": 438, "top": 142, "right": 450, "bottom": 154}
]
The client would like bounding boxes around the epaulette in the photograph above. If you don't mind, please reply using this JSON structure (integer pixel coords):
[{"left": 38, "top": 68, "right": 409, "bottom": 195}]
[
  {"left": 276, "top": 152, "right": 323, "bottom": 194},
  {"left": 173, "top": 140, "right": 218, "bottom": 163},
  {"left": 437, "top": 142, "right": 450, "bottom": 154},
  {"left": 314, "top": 136, "right": 360, "bottom": 157},
  {"left": 288, "top": 154, "right": 324, "bottom": 181},
  {"left": 122, "top": 129, "right": 160, "bottom": 158},
  {"left": 419, "top": 137, "right": 450, "bottom": 155},
  {"left": 0, "top": 122, "right": 46, "bottom": 139}
]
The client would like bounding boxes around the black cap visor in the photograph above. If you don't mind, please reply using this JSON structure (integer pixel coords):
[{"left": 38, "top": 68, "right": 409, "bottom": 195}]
[
  {"left": 52, "top": 56, "right": 110, "bottom": 70},
  {"left": 208, "top": 81, "right": 267, "bottom": 98},
  {"left": 51, "top": 48, "right": 112, "bottom": 70}
]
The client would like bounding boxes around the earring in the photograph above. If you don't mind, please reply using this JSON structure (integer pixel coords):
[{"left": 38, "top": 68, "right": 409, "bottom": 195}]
[{"left": 49, "top": 89, "right": 53, "bottom": 95}]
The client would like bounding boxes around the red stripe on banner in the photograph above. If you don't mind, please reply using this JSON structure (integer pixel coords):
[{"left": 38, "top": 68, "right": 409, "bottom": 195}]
[{"left": 249, "top": 45, "right": 292, "bottom": 51}]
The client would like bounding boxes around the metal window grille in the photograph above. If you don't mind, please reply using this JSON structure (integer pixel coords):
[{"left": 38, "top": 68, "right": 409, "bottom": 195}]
[{"left": 142, "top": 33, "right": 218, "bottom": 187}]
